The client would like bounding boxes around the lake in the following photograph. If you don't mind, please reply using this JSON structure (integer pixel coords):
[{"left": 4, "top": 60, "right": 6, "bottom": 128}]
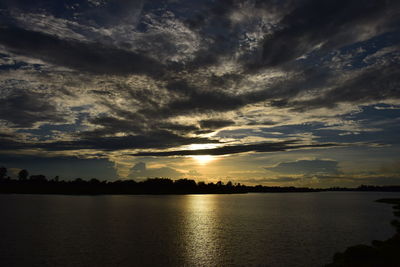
[{"left": 0, "top": 192, "right": 399, "bottom": 266}]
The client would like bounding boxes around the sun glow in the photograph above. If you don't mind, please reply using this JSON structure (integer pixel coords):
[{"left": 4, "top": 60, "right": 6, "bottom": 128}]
[
  {"left": 182, "top": 143, "right": 219, "bottom": 165},
  {"left": 191, "top": 155, "right": 215, "bottom": 165},
  {"left": 185, "top": 143, "right": 220, "bottom": 150}
]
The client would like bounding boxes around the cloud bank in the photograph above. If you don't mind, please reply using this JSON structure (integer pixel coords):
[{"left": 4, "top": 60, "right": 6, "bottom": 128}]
[{"left": 0, "top": 0, "right": 399, "bottom": 182}]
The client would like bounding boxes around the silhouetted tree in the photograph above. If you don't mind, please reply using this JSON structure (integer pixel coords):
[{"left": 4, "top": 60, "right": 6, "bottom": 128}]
[
  {"left": 18, "top": 169, "right": 29, "bottom": 181},
  {"left": 3, "top": 163, "right": 398, "bottom": 195},
  {"left": 30, "top": 174, "right": 47, "bottom": 182},
  {"left": 0, "top": 166, "right": 7, "bottom": 180},
  {"left": 89, "top": 178, "right": 100, "bottom": 184},
  {"left": 74, "top": 178, "right": 84, "bottom": 183},
  {"left": 175, "top": 179, "right": 196, "bottom": 187}
]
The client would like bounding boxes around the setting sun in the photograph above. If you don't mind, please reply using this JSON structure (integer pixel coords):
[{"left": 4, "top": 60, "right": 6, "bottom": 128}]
[{"left": 191, "top": 155, "right": 215, "bottom": 165}]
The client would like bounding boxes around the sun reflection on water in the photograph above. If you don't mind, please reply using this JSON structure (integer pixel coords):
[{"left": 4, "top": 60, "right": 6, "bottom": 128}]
[{"left": 183, "top": 195, "right": 221, "bottom": 266}]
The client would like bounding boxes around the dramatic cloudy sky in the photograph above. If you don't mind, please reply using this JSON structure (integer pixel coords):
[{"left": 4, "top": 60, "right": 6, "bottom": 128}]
[{"left": 0, "top": 0, "right": 399, "bottom": 187}]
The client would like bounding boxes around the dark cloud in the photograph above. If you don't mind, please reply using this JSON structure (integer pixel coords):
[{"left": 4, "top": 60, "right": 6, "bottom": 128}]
[
  {"left": 179, "top": 0, "right": 241, "bottom": 69},
  {"left": 131, "top": 141, "right": 341, "bottom": 157},
  {"left": 0, "top": 130, "right": 219, "bottom": 152},
  {"left": 0, "top": 90, "right": 65, "bottom": 127},
  {"left": 154, "top": 80, "right": 246, "bottom": 116},
  {"left": 84, "top": 116, "right": 144, "bottom": 137},
  {"left": 0, "top": 137, "right": 26, "bottom": 150},
  {"left": 255, "top": 0, "right": 400, "bottom": 68},
  {"left": 0, "top": 26, "right": 164, "bottom": 76},
  {"left": 159, "top": 123, "right": 200, "bottom": 133},
  {"left": 83, "top": 113, "right": 202, "bottom": 137},
  {"left": 0, "top": 133, "right": 13, "bottom": 138},
  {"left": 0, "top": 0, "right": 144, "bottom": 27},
  {"left": 81, "top": 0, "right": 144, "bottom": 27},
  {"left": 138, "top": 69, "right": 328, "bottom": 118},
  {"left": 147, "top": 52, "right": 397, "bottom": 118},
  {"left": 199, "top": 119, "right": 235, "bottom": 129},
  {"left": 266, "top": 159, "right": 340, "bottom": 175},
  {"left": 287, "top": 62, "right": 400, "bottom": 110},
  {"left": 44, "top": 130, "right": 219, "bottom": 151},
  {"left": 2, "top": 0, "right": 398, "bottom": 124}
]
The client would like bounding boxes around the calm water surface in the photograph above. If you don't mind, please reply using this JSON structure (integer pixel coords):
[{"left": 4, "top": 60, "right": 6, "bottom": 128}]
[{"left": 0, "top": 192, "right": 399, "bottom": 266}]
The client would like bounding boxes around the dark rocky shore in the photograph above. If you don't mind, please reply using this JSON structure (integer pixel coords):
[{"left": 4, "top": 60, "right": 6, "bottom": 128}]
[{"left": 326, "top": 199, "right": 400, "bottom": 267}]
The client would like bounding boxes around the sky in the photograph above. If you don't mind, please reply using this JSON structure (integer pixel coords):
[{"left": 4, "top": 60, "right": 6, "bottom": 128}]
[{"left": 0, "top": 0, "right": 399, "bottom": 187}]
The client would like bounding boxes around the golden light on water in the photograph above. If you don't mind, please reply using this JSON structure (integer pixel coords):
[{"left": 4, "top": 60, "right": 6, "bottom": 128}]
[
  {"left": 191, "top": 155, "right": 215, "bottom": 165},
  {"left": 183, "top": 195, "right": 219, "bottom": 265}
]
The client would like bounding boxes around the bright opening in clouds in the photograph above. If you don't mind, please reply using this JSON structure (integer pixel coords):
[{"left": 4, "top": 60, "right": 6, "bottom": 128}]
[
  {"left": 191, "top": 155, "right": 216, "bottom": 165},
  {"left": 0, "top": 0, "right": 399, "bottom": 187}
]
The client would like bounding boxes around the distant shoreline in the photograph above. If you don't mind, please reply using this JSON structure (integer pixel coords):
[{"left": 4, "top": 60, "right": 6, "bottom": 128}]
[{"left": 1, "top": 177, "right": 400, "bottom": 195}]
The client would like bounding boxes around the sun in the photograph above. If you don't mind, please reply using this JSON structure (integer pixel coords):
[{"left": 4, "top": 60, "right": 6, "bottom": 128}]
[
  {"left": 191, "top": 155, "right": 215, "bottom": 165},
  {"left": 183, "top": 144, "right": 219, "bottom": 165}
]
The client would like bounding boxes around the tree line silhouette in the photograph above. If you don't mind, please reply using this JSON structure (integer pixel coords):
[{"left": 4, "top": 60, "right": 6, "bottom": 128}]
[{"left": 1, "top": 166, "right": 400, "bottom": 195}]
